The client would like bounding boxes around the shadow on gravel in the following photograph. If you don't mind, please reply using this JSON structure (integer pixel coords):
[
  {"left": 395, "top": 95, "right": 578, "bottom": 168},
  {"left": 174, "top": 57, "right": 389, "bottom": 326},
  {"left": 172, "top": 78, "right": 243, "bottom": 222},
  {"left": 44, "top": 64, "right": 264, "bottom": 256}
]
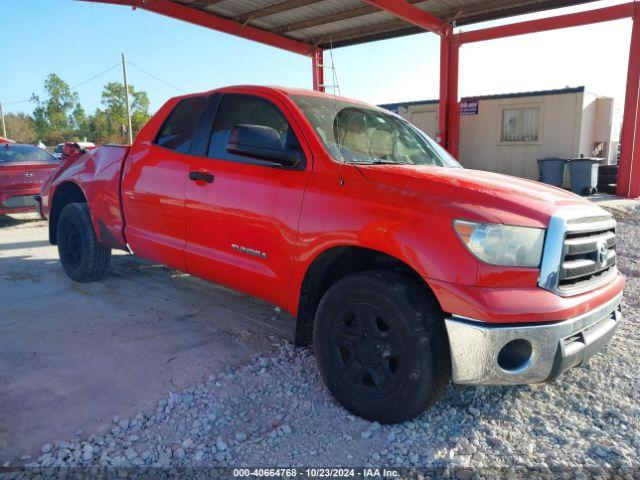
[
  {"left": 0, "top": 239, "right": 52, "bottom": 250},
  {"left": 0, "top": 213, "right": 43, "bottom": 228}
]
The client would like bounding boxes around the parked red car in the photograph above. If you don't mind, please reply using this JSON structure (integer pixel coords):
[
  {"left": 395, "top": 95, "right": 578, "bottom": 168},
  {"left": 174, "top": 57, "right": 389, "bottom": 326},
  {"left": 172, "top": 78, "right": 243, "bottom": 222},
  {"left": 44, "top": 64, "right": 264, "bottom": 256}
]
[
  {"left": 40, "top": 86, "right": 624, "bottom": 423},
  {"left": 1, "top": 143, "right": 59, "bottom": 215}
]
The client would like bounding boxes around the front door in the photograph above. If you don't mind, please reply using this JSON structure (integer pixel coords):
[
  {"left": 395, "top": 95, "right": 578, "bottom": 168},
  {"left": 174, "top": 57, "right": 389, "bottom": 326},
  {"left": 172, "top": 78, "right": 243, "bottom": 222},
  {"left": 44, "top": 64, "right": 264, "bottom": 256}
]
[
  {"left": 122, "top": 95, "right": 207, "bottom": 271},
  {"left": 183, "top": 92, "right": 312, "bottom": 307}
]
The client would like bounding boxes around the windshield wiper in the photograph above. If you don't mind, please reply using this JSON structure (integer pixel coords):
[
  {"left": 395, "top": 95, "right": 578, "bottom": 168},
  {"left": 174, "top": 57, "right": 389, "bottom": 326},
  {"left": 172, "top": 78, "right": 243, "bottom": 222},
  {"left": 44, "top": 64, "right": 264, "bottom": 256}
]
[
  {"left": 368, "top": 159, "right": 410, "bottom": 165},
  {"left": 342, "top": 157, "right": 410, "bottom": 166}
]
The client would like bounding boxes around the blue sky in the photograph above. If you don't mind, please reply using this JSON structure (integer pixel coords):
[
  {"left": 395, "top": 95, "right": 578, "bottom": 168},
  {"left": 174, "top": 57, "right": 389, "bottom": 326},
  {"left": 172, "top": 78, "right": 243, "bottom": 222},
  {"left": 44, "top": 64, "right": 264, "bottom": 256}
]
[{"left": 0, "top": 0, "right": 633, "bottom": 116}]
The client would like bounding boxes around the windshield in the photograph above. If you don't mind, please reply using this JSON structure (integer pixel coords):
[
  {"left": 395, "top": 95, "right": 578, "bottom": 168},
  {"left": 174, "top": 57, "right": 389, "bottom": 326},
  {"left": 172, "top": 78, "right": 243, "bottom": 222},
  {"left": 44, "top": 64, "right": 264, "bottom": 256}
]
[
  {"left": 0, "top": 144, "right": 58, "bottom": 164},
  {"left": 292, "top": 95, "right": 460, "bottom": 167}
]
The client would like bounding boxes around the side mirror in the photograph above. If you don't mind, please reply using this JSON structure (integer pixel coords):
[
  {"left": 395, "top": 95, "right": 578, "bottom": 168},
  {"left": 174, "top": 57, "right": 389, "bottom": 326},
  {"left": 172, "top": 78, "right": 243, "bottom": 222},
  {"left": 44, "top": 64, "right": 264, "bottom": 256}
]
[{"left": 226, "top": 124, "right": 301, "bottom": 167}]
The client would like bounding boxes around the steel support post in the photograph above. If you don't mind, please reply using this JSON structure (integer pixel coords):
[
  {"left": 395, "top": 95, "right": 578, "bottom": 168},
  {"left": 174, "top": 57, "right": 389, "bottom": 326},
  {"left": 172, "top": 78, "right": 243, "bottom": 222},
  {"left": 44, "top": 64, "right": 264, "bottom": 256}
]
[{"left": 617, "top": 10, "right": 640, "bottom": 198}]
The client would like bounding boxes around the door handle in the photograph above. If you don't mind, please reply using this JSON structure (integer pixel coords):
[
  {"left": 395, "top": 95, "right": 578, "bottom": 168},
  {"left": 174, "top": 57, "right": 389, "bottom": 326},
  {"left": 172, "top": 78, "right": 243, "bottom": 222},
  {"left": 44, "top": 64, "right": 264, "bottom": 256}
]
[{"left": 189, "top": 171, "right": 214, "bottom": 183}]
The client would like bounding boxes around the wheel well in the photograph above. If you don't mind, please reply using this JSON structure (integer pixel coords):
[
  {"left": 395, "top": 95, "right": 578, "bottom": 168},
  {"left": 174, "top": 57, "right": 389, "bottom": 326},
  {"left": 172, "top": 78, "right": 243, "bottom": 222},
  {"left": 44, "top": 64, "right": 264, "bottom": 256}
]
[
  {"left": 295, "top": 246, "right": 431, "bottom": 346},
  {"left": 49, "top": 182, "right": 87, "bottom": 245}
]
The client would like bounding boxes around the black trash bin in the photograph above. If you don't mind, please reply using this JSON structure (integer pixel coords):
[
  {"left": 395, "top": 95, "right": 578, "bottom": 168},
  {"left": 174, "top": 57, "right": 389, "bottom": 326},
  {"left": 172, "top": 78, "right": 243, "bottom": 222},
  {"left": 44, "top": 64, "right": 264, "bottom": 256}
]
[
  {"left": 537, "top": 157, "right": 568, "bottom": 187},
  {"left": 568, "top": 158, "right": 600, "bottom": 195}
]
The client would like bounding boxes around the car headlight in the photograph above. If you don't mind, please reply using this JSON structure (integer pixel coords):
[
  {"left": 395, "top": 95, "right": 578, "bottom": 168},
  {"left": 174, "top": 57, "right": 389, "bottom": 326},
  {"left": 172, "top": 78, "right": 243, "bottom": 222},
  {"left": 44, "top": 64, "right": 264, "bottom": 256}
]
[{"left": 453, "top": 220, "right": 545, "bottom": 267}]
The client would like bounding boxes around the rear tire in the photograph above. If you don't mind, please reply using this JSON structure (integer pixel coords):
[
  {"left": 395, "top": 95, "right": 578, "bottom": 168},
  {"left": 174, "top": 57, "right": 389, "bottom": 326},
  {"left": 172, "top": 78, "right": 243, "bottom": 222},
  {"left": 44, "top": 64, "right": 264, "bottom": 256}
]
[
  {"left": 313, "top": 271, "right": 450, "bottom": 423},
  {"left": 57, "top": 203, "right": 111, "bottom": 282}
]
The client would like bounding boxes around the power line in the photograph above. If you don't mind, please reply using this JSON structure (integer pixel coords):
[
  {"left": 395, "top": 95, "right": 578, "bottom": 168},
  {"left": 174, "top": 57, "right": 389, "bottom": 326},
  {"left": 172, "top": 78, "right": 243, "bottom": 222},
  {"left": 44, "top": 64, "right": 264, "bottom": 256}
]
[
  {"left": 126, "top": 61, "right": 186, "bottom": 93},
  {"left": 4, "top": 97, "right": 32, "bottom": 106},
  {"left": 3, "top": 62, "right": 121, "bottom": 106},
  {"left": 4, "top": 59, "right": 186, "bottom": 110},
  {"left": 70, "top": 62, "right": 120, "bottom": 89}
]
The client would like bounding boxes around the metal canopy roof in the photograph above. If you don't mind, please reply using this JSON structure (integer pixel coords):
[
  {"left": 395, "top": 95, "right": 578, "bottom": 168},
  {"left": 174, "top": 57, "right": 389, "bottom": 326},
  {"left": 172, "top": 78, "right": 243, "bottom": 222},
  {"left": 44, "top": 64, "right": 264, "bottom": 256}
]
[
  {"left": 171, "top": 0, "right": 598, "bottom": 48},
  {"left": 78, "top": 1, "right": 640, "bottom": 197}
]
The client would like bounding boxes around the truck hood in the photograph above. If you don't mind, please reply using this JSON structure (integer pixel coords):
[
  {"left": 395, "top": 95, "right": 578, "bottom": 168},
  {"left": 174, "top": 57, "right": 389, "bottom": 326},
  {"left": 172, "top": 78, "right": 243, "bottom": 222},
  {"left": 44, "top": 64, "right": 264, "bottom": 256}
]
[{"left": 356, "top": 165, "right": 598, "bottom": 228}]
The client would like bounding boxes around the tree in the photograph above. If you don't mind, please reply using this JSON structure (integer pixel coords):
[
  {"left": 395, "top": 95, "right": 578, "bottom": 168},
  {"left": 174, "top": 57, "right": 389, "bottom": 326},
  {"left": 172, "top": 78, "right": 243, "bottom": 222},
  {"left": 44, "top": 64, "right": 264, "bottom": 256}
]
[
  {"left": 26, "top": 73, "right": 152, "bottom": 144},
  {"left": 72, "top": 103, "right": 89, "bottom": 141},
  {"left": 85, "top": 110, "right": 111, "bottom": 144},
  {"left": 4, "top": 113, "right": 36, "bottom": 144},
  {"left": 31, "top": 74, "right": 79, "bottom": 144},
  {"left": 98, "top": 82, "right": 151, "bottom": 143}
]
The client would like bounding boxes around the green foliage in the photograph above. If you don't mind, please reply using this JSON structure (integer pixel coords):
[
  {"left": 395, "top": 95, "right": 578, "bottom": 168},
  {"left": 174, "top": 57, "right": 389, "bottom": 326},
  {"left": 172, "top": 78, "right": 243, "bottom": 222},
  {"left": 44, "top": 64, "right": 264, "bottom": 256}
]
[
  {"left": 94, "top": 82, "right": 151, "bottom": 143},
  {"left": 4, "top": 113, "right": 37, "bottom": 144},
  {"left": 31, "top": 74, "right": 80, "bottom": 144},
  {"left": 72, "top": 103, "right": 89, "bottom": 140},
  {"left": 85, "top": 110, "right": 110, "bottom": 145},
  {"left": 15, "top": 73, "right": 152, "bottom": 145}
]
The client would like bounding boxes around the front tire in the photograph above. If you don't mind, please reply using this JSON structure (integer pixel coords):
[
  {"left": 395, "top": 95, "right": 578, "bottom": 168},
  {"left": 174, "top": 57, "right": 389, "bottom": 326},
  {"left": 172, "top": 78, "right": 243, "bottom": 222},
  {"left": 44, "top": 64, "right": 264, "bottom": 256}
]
[
  {"left": 57, "top": 202, "right": 111, "bottom": 282},
  {"left": 313, "top": 271, "right": 450, "bottom": 423}
]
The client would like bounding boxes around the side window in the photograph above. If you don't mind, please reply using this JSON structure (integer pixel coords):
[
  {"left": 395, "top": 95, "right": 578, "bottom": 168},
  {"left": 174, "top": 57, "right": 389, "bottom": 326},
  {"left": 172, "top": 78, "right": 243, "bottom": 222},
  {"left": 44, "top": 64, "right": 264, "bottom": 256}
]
[
  {"left": 155, "top": 96, "right": 206, "bottom": 153},
  {"left": 208, "top": 94, "right": 296, "bottom": 164}
]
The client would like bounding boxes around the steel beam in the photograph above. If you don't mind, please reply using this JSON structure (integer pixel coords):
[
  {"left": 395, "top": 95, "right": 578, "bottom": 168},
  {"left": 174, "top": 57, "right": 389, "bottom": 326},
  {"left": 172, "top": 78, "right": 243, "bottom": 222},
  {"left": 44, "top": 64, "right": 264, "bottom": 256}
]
[
  {"left": 317, "top": 19, "right": 412, "bottom": 46},
  {"left": 362, "top": 0, "right": 446, "bottom": 36},
  {"left": 457, "top": 2, "right": 635, "bottom": 44},
  {"left": 234, "top": 0, "right": 320, "bottom": 24},
  {"left": 450, "top": 0, "right": 598, "bottom": 27},
  {"left": 79, "top": 0, "right": 314, "bottom": 56},
  {"left": 617, "top": 11, "right": 640, "bottom": 198},
  {"left": 438, "top": 26, "right": 460, "bottom": 158},
  {"left": 277, "top": 5, "right": 382, "bottom": 34},
  {"left": 447, "top": 40, "right": 460, "bottom": 159},
  {"left": 312, "top": 48, "right": 325, "bottom": 92},
  {"left": 438, "top": 26, "right": 451, "bottom": 148},
  {"left": 180, "top": 0, "right": 226, "bottom": 8},
  {"left": 275, "top": 0, "right": 424, "bottom": 34}
]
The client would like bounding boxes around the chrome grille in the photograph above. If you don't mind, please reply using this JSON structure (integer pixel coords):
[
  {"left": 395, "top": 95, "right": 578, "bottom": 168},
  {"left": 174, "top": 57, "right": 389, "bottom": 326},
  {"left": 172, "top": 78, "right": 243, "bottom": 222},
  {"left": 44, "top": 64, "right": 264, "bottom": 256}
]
[
  {"left": 559, "top": 227, "right": 616, "bottom": 290},
  {"left": 538, "top": 206, "right": 618, "bottom": 297}
]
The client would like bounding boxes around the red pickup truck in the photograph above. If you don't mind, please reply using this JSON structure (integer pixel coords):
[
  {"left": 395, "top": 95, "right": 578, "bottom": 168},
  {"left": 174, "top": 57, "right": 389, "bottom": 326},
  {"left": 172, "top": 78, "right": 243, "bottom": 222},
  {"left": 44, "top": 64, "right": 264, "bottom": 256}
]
[{"left": 39, "top": 86, "right": 624, "bottom": 423}]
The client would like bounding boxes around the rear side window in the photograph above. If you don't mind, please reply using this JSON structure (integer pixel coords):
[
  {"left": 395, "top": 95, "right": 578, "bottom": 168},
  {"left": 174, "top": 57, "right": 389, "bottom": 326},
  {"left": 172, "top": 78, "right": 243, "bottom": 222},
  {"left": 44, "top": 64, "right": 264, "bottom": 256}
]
[
  {"left": 208, "top": 94, "right": 292, "bottom": 162},
  {"left": 0, "top": 144, "right": 58, "bottom": 164},
  {"left": 155, "top": 96, "right": 206, "bottom": 153}
]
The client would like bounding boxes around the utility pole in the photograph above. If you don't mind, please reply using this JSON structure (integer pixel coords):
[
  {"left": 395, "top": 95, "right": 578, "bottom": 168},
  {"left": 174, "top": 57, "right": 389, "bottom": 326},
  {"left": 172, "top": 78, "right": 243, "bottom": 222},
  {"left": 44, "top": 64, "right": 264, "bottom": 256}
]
[
  {"left": 0, "top": 98, "right": 7, "bottom": 139},
  {"left": 121, "top": 53, "right": 133, "bottom": 144}
]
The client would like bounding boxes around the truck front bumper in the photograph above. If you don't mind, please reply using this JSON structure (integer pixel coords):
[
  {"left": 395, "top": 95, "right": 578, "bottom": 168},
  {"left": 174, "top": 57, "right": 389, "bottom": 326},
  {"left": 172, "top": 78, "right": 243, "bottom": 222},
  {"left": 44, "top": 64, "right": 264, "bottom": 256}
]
[{"left": 445, "top": 292, "right": 622, "bottom": 385}]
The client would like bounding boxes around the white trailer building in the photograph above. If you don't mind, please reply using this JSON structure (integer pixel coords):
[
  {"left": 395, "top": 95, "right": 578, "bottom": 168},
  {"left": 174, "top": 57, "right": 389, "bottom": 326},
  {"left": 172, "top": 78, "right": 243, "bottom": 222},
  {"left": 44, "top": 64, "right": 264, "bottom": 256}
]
[{"left": 381, "top": 87, "right": 621, "bottom": 181}]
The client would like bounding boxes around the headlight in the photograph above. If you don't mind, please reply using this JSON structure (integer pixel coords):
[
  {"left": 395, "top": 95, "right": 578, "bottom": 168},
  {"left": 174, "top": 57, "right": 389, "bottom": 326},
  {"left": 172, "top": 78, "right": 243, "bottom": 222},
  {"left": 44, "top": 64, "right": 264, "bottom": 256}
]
[{"left": 453, "top": 220, "right": 545, "bottom": 267}]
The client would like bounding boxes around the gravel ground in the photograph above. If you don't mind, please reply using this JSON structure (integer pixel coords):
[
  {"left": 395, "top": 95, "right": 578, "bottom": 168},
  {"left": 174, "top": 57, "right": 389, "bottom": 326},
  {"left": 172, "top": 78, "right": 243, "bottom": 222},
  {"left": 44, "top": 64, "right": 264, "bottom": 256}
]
[{"left": 3, "top": 206, "right": 640, "bottom": 477}]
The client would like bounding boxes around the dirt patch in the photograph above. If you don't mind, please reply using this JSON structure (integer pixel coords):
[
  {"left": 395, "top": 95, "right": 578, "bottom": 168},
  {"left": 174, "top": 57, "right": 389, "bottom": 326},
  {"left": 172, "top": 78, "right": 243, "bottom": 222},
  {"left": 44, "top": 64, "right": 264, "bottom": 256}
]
[{"left": 0, "top": 224, "right": 294, "bottom": 465}]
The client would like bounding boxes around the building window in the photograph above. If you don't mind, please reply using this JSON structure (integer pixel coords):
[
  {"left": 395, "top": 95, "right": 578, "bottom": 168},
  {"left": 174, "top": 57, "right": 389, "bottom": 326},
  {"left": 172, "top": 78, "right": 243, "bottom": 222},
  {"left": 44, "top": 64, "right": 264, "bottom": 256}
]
[{"left": 500, "top": 106, "right": 541, "bottom": 143}]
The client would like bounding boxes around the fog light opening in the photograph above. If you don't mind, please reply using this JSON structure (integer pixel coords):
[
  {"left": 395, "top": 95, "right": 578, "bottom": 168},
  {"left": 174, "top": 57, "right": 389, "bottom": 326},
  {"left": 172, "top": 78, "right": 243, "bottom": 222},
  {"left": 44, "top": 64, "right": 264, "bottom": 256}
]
[{"left": 498, "top": 339, "right": 533, "bottom": 373}]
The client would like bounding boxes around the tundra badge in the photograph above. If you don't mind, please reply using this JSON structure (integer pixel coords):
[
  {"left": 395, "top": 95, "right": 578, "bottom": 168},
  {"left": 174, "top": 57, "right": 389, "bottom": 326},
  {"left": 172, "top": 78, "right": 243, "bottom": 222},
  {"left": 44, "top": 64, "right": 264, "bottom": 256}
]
[{"left": 231, "top": 244, "right": 268, "bottom": 259}]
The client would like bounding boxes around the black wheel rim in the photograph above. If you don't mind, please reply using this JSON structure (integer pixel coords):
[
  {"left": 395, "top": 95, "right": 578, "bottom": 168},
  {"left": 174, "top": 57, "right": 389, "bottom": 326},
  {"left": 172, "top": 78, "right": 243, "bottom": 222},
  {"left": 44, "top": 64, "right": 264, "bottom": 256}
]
[
  {"left": 60, "top": 220, "right": 83, "bottom": 269},
  {"left": 328, "top": 302, "right": 404, "bottom": 399}
]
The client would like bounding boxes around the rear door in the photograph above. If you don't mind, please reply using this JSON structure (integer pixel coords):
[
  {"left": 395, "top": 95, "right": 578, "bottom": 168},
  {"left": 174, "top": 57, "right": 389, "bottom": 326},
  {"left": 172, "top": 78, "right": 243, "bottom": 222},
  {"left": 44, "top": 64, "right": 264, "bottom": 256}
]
[
  {"left": 121, "top": 95, "right": 206, "bottom": 271},
  {"left": 183, "top": 92, "right": 312, "bottom": 307}
]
